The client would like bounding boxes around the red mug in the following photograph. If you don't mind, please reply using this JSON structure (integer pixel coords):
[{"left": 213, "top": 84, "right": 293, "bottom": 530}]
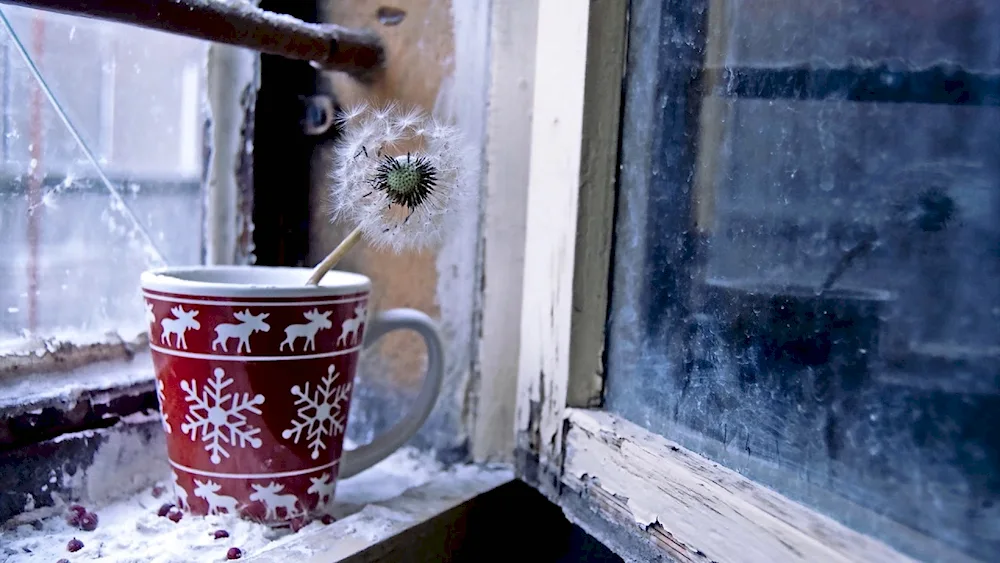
[{"left": 139, "top": 265, "right": 444, "bottom": 525}]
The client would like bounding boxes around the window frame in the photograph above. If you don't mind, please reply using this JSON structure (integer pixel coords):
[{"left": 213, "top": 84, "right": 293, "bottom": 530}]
[
  {"left": 501, "top": 1, "right": 980, "bottom": 562},
  {"left": 6, "top": 0, "right": 972, "bottom": 560}
]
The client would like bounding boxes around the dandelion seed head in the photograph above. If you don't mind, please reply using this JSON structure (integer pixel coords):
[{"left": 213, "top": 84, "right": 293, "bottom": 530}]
[{"left": 328, "top": 102, "right": 473, "bottom": 253}]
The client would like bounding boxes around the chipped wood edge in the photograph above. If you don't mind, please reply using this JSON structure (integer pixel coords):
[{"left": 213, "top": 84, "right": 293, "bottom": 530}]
[
  {"left": 0, "top": 332, "right": 148, "bottom": 379},
  {"left": 471, "top": 0, "right": 539, "bottom": 463},
  {"left": 514, "top": 0, "right": 626, "bottom": 489},
  {"left": 562, "top": 408, "right": 982, "bottom": 563}
]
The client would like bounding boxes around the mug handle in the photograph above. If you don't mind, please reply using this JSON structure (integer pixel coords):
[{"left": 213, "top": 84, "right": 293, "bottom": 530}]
[{"left": 338, "top": 308, "right": 444, "bottom": 479}]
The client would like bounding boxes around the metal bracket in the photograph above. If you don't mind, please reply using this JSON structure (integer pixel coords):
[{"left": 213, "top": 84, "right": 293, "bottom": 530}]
[{"left": 301, "top": 95, "right": 336, "bottom": 136}]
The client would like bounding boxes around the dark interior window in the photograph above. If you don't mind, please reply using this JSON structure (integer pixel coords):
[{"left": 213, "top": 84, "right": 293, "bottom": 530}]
[{"left": 604, "top": 1, "right": 1000, "bottom": 560}]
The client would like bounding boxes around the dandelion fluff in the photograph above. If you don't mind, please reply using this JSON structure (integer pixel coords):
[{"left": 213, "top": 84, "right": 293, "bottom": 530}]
[{"left": 327, "top": 102, "right": 473, "bottom": 254}]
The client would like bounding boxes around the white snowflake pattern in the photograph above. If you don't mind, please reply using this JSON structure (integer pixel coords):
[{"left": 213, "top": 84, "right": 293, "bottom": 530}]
[
  {"left": 157, "top": 379, "right": 171, "bottom": 434},
  {"left": 281, "top": 365, "right": 352, "bottom": 460},
  {"left": 180, "top": 367, "right": 265, "bottom": 464}
]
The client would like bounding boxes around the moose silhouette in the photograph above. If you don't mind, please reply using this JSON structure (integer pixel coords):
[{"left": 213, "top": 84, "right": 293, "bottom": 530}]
[
  {"left": 336, "top": 304, "right": 367, "bottom": 347},
  {"left": 212, "top": 310, "right": 271, "bottom": 353},
  {"left": 307, "top": 472, "right": 336, "bottom": 508},
  {"left": 280, "top": 309, "right": 333, "bottom": 352},
  {"left": 172, "top": 471, "right": 189, "bottom": 509},
  {"left": 160, "top": 306, "right": 200, "bottom": 349},
  {"left": 249, "top": 482, "right": 301, "bottom": 520},
  {"left": 192, "top": 479, "right": 240, "bottom": 515},
  {"left": 144, "top": 301, "right": 156, "bottom": 326}
]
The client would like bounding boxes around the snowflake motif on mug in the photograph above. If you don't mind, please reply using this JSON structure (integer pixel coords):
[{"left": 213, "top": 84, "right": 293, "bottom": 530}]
[
  {"left": 180, "top": 368, "right": 265, "bottom": 464},
  {"left": 281, "top": 365, "right": 352, "bottom": 459},
  {"left": 157, "top": 379, "right": 171, "bottom": 434}
]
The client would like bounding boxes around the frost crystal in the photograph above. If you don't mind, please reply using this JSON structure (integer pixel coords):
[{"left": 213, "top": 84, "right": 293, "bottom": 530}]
[
  {"left": 281, "top": 365, "right": 352, "bottom": 460},
  {"left": 180, "top": 368, "right": 265, "bottom": 464}
]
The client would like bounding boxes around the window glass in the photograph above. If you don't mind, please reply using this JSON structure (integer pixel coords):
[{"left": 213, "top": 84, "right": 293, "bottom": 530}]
[
  {"left": 0, "top": 6, "right": 206, "bottom": 347},
  {"left": 604, "top": 0, "right": 1000, "bottom": 560}
]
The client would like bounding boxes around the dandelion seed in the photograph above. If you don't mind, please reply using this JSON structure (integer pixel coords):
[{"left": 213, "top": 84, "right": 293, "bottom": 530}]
[{"left": 306, "top": 101, "right": 472, "bottom": 284}]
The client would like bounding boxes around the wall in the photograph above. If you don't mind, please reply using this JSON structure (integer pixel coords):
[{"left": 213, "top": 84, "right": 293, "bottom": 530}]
[{"left": 311, "top": 0, "right": 489, "bottom": 459}]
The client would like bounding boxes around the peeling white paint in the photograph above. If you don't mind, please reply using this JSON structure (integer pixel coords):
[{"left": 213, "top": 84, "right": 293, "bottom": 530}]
[
  {"left": 205, "top": 38, "right": 259, "bottom": 265},
  {"left": 428, "top": 0, "right": 490, "bottom": 450}
]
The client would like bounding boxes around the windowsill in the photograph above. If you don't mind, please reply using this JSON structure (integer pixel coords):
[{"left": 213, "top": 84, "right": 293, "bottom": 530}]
[
  {"left": 0, "top": 348, "right": 154, "bottom": 417},
  {"left": 2, "top": 442, "right": 514, "bottom": 562}
]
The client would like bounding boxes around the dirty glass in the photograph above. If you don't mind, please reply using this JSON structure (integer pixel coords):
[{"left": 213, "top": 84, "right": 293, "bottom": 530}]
[
  {"left": 604, "top": 0, "right": 1000, "bottom": 560},
  {"left": 0, "top": 6, "right": 206, "bottom": 347}
]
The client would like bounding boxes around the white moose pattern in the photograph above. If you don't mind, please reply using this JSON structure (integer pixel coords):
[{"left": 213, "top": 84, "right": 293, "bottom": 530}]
[
  {"left": 281, "top": 365, "right": 352, "bottom": 459},
  {"left": 212, "top": 310, "right": 271, "bottom": 353},
  {"left": 172, "top": 471, "right": 189, "bottom": 509},
  {"left": 249, "top": 482, "right": 302, "bottom": 520},
  {"left": 160, "top": 305, "right": 200, "bottom": 349},
  {"left": 144, "top": 301, "right": 156, "bottom": 326},
  {"left": 180, "top": 367, "right": 265, "bottom": 464},
  {"left": 307, "top": 473, "right": 336, "bottom": 508},
  {"left": 336, "top": 304, "right": 367, "bottom": 347},
  {"left": 157, "top": 379, "right": 171, "bottom": 434},
  {"left": 192, "top": 479, "right": 240, "bottom": 515},
  {"left": 280, "top": 309, "right": 333, "bottom": 352}
]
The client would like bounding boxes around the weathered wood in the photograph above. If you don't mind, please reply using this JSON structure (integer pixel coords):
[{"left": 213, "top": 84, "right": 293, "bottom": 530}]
[
  {"left": 561, "top": 408, "right": 980, "bottom": 563},
  {"left": 514, "top": 0, "right": 590, "bottom": 491},
  {"left": 514, "top": 0, "right": 626, "bottom": 491},
  {"left": 472, "top": 0, "right": 538, "bottom": 463},
  {"left": 0, "top": 416, "right": 165, "bottom": 523},
  {"left": 0, "top": 0, "right": 383, "bottom": 80},
  {"left": 0, "top": 332, "right": 145, "bottom": 379},
  {"left": 568, "top": 0, "right": 627, "bottom": 409}
]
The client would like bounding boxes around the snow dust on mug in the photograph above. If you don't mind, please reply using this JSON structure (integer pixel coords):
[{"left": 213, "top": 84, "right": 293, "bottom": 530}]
[{"left": 139, "top": 266, "right": 444, "bottom": 525}]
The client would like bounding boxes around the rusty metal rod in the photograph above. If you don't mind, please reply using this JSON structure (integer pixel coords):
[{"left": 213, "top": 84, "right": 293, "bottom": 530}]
[{"left": 0, "top": 0, "right": 384, "bottom": 80}]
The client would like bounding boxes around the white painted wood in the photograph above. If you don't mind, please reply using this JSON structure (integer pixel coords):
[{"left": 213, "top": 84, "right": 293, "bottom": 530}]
[
  {"left": 561, "top": 409, "right": 960, "bottom": 563},
  {"left": 472, "top": 0, "right": 539, "bottom": 463},
  {"left": 514, "top": 0, "right": 592, "bottom": 474}
]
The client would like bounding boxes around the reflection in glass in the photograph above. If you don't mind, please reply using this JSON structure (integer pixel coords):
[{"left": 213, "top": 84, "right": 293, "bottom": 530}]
[{"left": 0, "top": 6, "right": 206, "bottom": 345}]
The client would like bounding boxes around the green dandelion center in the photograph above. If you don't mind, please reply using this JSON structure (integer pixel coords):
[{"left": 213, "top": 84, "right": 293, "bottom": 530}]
[{"left": 372, "top": 154, "right": 438, "bottom": 210}]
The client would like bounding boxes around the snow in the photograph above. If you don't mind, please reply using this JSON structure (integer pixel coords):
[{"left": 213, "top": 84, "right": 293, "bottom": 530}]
[{"left": 1, "top": 445, "right": 510, "bottom": 563}]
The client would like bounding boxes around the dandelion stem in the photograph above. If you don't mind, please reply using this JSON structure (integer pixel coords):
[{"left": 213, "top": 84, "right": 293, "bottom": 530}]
[{"left": 306, "top": 225, "right": 363, "bottom": 285}]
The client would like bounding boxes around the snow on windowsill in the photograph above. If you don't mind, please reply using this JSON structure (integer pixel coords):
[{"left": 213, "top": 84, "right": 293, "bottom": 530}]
[
  {"left": 1, "top": 443, "right": 513, "bottom": 562},
  {"left": 0, "top": 344, "right": 153, "bottom": 409}
]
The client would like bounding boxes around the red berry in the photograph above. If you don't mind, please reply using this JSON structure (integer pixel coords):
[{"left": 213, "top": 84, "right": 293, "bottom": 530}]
[
  {"left": 157, "top": 503, "right": 175, "bottom": 517},
  {"left": 67, "top": 538, "right": 84, "bottom": 552},
  {"left": 321, "top": 514, "right": 335, "bottom": 525},
  {"left": 213, "top": 529, "right": 230, "bottom": 539},
  {"left": 152, "top": 485, "right": 167, "bottom": 498},
  {"left": 168, "top": 510, "right": 183, "bottom": 523},
  {"left": 227, "top": 547, "right": 243, "bottom": 559},
  {"left": 65, "top": 504, "right": 87, "bottom": 527},
  {"left": 79, "top": 512, "right": 99, "bottom": 531}
]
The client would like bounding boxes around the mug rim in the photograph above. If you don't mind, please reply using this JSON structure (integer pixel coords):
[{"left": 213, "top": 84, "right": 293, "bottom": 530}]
[{"left": 140, "top": 265, "right": 371, "bottom": 298}]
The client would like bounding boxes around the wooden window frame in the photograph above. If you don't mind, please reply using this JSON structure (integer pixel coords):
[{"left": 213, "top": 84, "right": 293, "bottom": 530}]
[
  {"left": 494, "top": 1, "right": 976, "bottom": 562},
  {"left": 7, "top": 1, "right": 981, "bottom": 560}
]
